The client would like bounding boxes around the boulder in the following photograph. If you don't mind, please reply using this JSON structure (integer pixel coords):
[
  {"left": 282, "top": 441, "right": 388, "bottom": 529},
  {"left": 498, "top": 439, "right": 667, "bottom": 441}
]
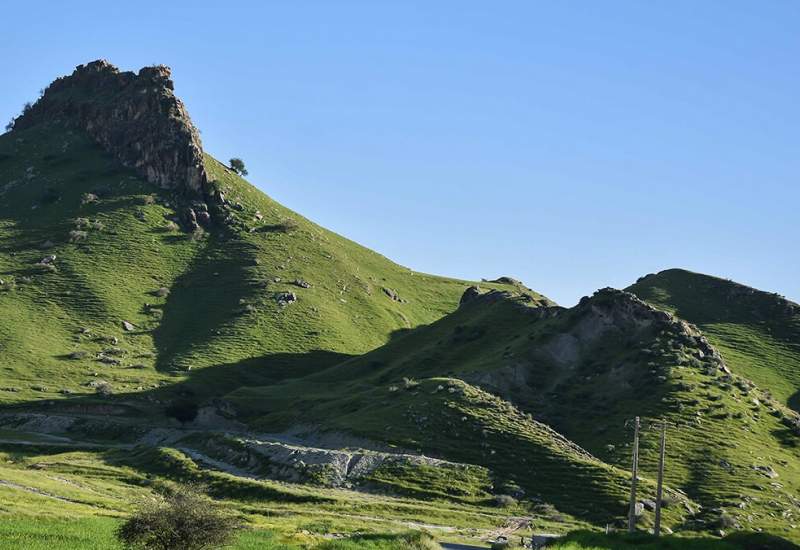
[
  {"left": 752, "top": 465, "right": 779, "bottom": 479},
  {"left": 382, "top": 287, "right": 406, "bottom": 302},
  {"left": 275, "top": 292, "right": 297, "bottom": 306},
  {"left": 293, "top": 279, "right": 312, "bottom": 289}
]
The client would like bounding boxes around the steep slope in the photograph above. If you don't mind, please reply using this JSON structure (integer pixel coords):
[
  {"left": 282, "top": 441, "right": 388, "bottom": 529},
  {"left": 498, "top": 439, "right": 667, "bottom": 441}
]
[
  {"left": 0, "top": 61, "right": 531, "bottom": 410},
  {"left": 241, "top": 287, "right": 800, "bottom": 537},
  {"left": 628, "top": 269, "right": 800, "bottom": 411}
]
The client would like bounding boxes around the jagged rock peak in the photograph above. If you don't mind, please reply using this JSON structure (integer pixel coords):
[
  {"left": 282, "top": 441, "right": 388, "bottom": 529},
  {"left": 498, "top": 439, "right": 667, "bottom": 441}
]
[{"left": 11, "top": 59, "right": 208, "bottom": 195}]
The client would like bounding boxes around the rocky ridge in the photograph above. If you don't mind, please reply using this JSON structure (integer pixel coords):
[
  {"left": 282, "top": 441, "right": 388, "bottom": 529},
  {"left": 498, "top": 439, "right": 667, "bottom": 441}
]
[{"left": 11, "top": 60, "right": 208, "bottom": 196}]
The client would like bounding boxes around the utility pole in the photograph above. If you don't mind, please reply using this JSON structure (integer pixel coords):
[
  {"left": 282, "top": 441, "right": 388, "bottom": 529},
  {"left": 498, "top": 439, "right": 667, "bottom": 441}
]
[
  {"left": 654, "top": 421, "right": 667, "bottom": 536},
  {"left": 628, "top": 416, "right": 640, "bottom": 533}
]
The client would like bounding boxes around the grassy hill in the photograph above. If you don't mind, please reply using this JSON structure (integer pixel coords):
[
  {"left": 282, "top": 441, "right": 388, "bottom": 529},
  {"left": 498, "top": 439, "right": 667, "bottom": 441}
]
[
  {"left": 2, "top": 65, "right": 799, "bottom": 548},
  {"left": 0, "top": 122, "right": 527, "bottom": 410},
  {"left": 0, "top": 119, "right": 576, "bottom": 547},
  {"left": 241, "top": 287, "right": 800, "bottom": 538},
  {"left": 628, "top": 269, "right": 800, "bottom": 411}
]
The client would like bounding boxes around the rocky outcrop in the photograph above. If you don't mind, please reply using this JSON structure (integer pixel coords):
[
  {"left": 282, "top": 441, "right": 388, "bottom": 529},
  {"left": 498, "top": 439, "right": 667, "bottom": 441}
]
[
  {"left": 576, "top": 288, "right": 728, "bottom": 371},
  {"left": 11, "top": 60, "right": 208, "bottom": 195},
  {"left": 459, "top": 285, "right": 482, "bottom": 306}
]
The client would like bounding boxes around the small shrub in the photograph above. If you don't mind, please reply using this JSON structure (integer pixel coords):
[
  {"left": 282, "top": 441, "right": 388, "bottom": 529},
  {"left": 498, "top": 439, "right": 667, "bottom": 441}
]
[
  {"left": 116, "top": 485, "right": 239, "bottom": 550},
  {"left": 95, "top": 381, "right": 113, "bottom": 397},
  {"left": 718, "top": 512, "right": 737, "bottom": 529},
  {"left": 69, "top": 230, "right": 88, "bottom": 242},
  {"left": 165, "top": 399, "right": 199, "bottom": 425},
  {"left": 154, "top": 287, "right": 170, "bottom": 298},
  {"left": 229, "top": 157, "right": 248, "bottom": 176},
  {"left": 274, "top": 219, "right": 299, "bottom": 233},
  {"left": 81, "top": 193, "right": 99, "bottom": 205},
  {"left": 493, "top": 494, "right": 517, "bottom": 508},
  {"left": 661, "top": 493, "right": 680, "bottom": 508}
]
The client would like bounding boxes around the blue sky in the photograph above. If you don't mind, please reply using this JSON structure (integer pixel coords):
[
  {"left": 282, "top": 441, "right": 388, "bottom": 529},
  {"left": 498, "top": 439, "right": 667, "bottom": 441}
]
[{"left": 2, "top": 1, "right": 797, "bottom": 305}]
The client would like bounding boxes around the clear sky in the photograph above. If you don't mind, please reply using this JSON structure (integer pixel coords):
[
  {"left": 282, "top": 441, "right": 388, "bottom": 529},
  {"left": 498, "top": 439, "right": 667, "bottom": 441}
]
[{"left": 2, "top": 1, "right": 798, "bottom": 305}]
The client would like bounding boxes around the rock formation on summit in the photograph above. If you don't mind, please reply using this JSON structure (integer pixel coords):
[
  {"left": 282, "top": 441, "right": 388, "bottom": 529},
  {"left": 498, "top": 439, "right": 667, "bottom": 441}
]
[{"left": 11, "top": 60, "right": 208, "bottom": 195}]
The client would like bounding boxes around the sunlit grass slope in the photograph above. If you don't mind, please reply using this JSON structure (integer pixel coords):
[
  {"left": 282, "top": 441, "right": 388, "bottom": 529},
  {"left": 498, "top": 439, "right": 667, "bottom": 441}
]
[
  {"left": 627, "top": 269, "right": 800, "bottom": 410},
  {"left": 234, "top": 289, "right": 800, "bottom": 538},
  {"left": 0, "top": 122, "right": 517, "bottom": 407}
]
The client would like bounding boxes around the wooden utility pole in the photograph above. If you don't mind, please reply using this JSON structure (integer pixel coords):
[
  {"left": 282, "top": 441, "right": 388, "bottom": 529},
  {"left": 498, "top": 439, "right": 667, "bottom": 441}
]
[
  {"left": 653, "top": 421, "right": 667, "bottom": 536},
  {"left": 628, "top": 416, "right": 640, "bottom": 533}
]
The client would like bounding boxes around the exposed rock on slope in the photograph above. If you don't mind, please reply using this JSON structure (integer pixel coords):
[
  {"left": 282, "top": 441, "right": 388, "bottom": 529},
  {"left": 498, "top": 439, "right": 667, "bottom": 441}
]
[{"left": 11, "top": 60, "right": 208, "bottom": 195}]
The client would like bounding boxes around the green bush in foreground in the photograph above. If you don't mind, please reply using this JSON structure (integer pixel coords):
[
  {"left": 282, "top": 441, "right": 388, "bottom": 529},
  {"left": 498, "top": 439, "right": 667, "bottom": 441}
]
[{"left": 116, "top": 486, "right": 240, "bottom": 550}]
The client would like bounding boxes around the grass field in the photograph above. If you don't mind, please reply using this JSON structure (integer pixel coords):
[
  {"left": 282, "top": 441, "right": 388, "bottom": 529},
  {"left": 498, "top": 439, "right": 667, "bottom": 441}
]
[{"left": 0, "top": 516, "right": 443, "bottom": 549}]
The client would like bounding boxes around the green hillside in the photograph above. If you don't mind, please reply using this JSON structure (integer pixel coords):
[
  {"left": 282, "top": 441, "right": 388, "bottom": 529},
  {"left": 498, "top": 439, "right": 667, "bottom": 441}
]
[
  {"left": 628, "top": 269, "right": 800, "bottom": 411},
  {"left": 244, "top": 287, "right": 800, "bottom": 537},
  {"left": 0, "top": 122, "right": 523, "bottom": 409},
  {"left": 1, "top": 62, "right": 799, "bottom": 548}
]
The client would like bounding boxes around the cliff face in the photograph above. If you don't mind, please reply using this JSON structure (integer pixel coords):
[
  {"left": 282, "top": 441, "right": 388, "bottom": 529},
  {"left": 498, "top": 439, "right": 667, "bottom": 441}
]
[{"left": 12, "top": 60, "right": 208, "bottom": 195}]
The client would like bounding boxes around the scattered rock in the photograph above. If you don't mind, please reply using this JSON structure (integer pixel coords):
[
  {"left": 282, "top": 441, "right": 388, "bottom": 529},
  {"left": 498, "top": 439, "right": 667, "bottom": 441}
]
[
  {"left": 122, "top": 320, "right": 135, "bottom": 332},
  {"left": 275, "top": 292, "right": 297, "bottom": 306},
  {"left": 382, "top": 287, "right": 407, "bottom": 303},
  {"left": 752, "top": 465, "right": 779, "bottom": 479},
  {"left": 292, "top": 279, "right": 311, "bottom": 289}
]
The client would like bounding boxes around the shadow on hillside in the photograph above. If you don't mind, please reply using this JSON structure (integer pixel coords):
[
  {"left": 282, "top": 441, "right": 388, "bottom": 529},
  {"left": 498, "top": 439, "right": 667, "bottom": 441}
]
[
  {"left": 150, "top": 234, "right": 262, "bottom": 373},
  {"left": 0, "top": 349, "right": 354, "bottom": 422},
  {"left": 788, "top": 390, "right": 800, "bottom": 414}
]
